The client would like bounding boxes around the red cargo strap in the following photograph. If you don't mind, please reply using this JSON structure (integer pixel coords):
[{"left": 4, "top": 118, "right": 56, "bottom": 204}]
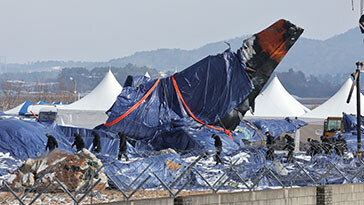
[
  {"left": 30, "top": 110, "right": 39, "bottom": 120},
  {"left": 171, "top": 75, "right": 233, "bottom": 140},
  {"left": 104, "top": 78, "right": 161, "bottom": 127}
]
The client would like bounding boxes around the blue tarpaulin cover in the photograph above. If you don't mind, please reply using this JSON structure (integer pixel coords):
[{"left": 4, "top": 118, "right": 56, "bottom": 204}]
[
  {"left": 52, "top": 101, "right": 63, "bottom": 105},
  {"left": 123, "top": 75, "right": 152, "bottom": 88},
  {"left": 104, "top": 49, "right": 254, "bottom": 144},
  {"left": 37, "top": 101, "right": 48, "bottom": 105},
  {"left": 342, "top": 113, "right": 364, "bottom": 133},
  {"left": 248, "top": 117, "right": 307, "bottom": 138},
  {"left": 0, "top": 118, "right": 73, "bottom": 160},
  {"left": 19, "top": 101, "right": 33, "bottom": 115}
]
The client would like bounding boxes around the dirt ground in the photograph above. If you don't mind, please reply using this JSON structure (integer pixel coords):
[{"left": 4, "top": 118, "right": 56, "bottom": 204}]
[{"left": 0, "top": 189, "right": 214, "bottom": 204}]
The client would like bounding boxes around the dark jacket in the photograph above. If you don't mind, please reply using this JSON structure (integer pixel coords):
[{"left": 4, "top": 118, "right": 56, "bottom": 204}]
[
  {"left": 321, "top": 136, "right": 332, "bottom": 153},
  {"left": 310, "top": 139, "right": 321, "bottom": 153},
  {"left": 72, "top": 134, "right": 85, "bottom": 152},
  {"left": 266, "top": 134, "right": 274, "bottom": 147},
  {"left": 283, "top": 135, "right": 294, "bottom": 151},
  {"left": 118, "top": 133, "right": 127, "bottom": 152},
  {"left": 212, "top": 135, "right": 222, "bottom": 148},
  {"left": 46, "top": 135, "right": 58, "bottom": 151},
  {"left": 92, "top": 131, "right": 101, "bottom": 153}
]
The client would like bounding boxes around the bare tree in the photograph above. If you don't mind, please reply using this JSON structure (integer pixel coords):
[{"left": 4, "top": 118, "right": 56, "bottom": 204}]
[{"left": 0, "top": 79, "right": 24, "bottom": 111}]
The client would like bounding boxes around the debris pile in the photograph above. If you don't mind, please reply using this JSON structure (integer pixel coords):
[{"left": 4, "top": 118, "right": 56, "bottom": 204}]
[{"left": 4, "top": 149, "right": 108, "bottom": 192}]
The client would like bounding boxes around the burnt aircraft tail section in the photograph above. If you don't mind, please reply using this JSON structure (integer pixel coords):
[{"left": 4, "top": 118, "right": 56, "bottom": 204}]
[{"left": 220, "top": 19, "right": 304, "bottom": 130}]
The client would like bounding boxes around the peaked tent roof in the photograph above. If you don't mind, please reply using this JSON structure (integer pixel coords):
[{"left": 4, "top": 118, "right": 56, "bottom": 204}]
[
  {"left": 4, "top": 101, "right": 33, "bottom": 115},
  {"left": 302, "top": 78, "right": 364, "bottom": 119},
  {"left": 144, "top": 72, "right": 151, "bottom": 79},
  {"left": 245, "top": 76, "right": 309, "bottom": 117},
  {"left": 58, "top": 70, "right": 123, "bottom": 111}
]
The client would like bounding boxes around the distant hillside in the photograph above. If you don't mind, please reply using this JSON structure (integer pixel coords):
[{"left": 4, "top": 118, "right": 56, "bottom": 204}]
[
  {"left": 1, "top": 27, "right": 363, "bottom": 75},
  {"left": 107, "top": 37, "right": 249, "bottom": 71},
  {"left": 108, "top": 28, "right": 364, "bottom": 74},
  {"left": 279, "top": 27, "right": 364, "bottom": 75}
]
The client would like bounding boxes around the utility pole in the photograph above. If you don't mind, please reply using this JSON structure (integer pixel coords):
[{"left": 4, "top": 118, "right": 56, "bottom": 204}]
[
  {"left": 356, "top": 62, "right": 363, "bottom": 156},
  {"left": 349, "top": 0, "right": 364, "bottom": 156},
  {"left": 346, "top": 62, "right": 364, "bottom": 156}
]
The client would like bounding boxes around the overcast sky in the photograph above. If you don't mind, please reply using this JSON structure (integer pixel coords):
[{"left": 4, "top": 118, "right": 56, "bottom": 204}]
[{"left": 0, "top": 0, "right": 361, "bottom": 63}]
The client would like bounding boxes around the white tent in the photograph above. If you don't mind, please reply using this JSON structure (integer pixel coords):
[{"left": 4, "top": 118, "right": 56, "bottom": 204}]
[
  {"left": 145, "top": 72, "right": 151, "bottom": 79},
  {"left": 4, "top": 102, "right": 27, "bottom": 115},
  {"left": 302, "top": 78, "right": 364, "bottom": 119},
  {"left": 58, "top": 70, "right": 122, "bottom": 111},
  {"left": 245, "top": 76, "right": 309, "bottom": 118},
  {"left": 56, "top": 70, "right": 123, "bottom": 128}
]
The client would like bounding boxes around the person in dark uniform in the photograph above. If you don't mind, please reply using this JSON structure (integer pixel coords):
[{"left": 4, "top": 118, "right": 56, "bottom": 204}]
[
  {"left": 118, "top": 132, "right": 128, "bottom": 161},
  {"left": 338, "top": 135, "right": 347, "bottom": 153},
  {"left": 307, "top": 138, "right": 321, "bottom": 157},
  {"left": 332, "top": 138, "right": 340, "bottom": 156},
  {"left": 45, "top": 133, "right": 58, "bottom": 152},
  {"left": 283, "top": 134, "right": 294, "bottom": 163},
  {"left": 212, "top": 134, "right": 223, "bottom": 165},
  {"left": 72, "top": 133, "right": 85, "bottom": 152},
  {"left": 265, "top": 132, "right": 275, "bottom": 161},
  {"left": 320, "top": 135, "right": 332, "bottom": 155},
  {"left": 335, "top": 135, "right": 347, "bottom": 157},
  {"left": 92, "top": 131, "right": 101, "bottom": 153}
]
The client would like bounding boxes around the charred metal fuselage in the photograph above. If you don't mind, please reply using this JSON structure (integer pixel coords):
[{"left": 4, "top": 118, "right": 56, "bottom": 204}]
[{"left": 220, "top": 19, "right": 304, "bottom": 130}]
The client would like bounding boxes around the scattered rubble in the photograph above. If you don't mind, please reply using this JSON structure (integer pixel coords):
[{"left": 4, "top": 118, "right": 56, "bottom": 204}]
[
  {"left": 165, "top": 159, "right": 182, "bottom": 171},
  {"left": 3, "top": 149, "right": 108, "bottom": 192}
]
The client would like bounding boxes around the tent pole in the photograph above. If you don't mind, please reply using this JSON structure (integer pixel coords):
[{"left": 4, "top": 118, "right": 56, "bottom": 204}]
[{"left": 294, "top": 129, "right": 300, "bottom": 152}]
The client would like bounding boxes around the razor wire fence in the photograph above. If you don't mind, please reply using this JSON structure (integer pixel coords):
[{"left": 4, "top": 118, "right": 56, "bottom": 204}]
[{"left": 2, "top": 150, "right": 364, "bottom": 204}]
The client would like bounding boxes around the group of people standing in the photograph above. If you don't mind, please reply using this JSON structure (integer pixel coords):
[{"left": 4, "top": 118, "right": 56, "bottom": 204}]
[
  {"left": 45, "top": 131, "right": 129, "bottom": 161},
  {"left": 45, "top": 128, "right": 348, "bottom": 165},
  {"left": 263, "top": 131, "right": 348, "bottom": 163},
  {"left": 264, "top": 132, "right": 294, "bottom": 163},
  {"left": 307, "top": 135, "right": 347, "bottom": 157},
  {"left": 211, "top": 132, "right": 295, "bottom": 165}
]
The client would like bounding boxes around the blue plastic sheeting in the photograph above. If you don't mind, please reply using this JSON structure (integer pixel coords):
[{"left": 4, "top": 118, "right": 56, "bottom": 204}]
[
  {"left": 37, "top": 101, "right": 48, "bottom": 105},
  {"left": 130, "top": 117, "right": 266, "bottom": 154},
  {"left": 19, "top": 101, "right": 33, "bottom": 115},
  {"left": 342, "top": 113, "right": 364, "bottom": 133},
  {"left": 331, "top": 132, "right": 364, "bottom": 152},
  {"left": 123, "top": 75, "right": 151, "bottom": 88},
  {"left": 58, "top": 126, "right": 138, "bottom": 157},
  {"left": 235, "top": 120, "right": 265, "bottom": 142},
  {"left": 248, "top": 117, "right": 307, "bottom": 138},
  {"left": 100, "top": 147, "right": 265, "bottom": 191},
  {"left": 0, "top": 153, "right": 22, "bottom": 178},
  {"left": 52, "top": 101, "right": 63, "bottom": 105},
  {"left": 143, "top": 117, "right": 302, "bottom": 153},
  {"left": 0, "top": 118, "right": 74, "bottom": 160},
  {"left": 102, "top": 146, "right": 364, "bottom": 191},
  {"left": 147, "top": 126, "right": 250, "bottom": 155},
  {"left": 99, "top": 153, "right": 192, "bottom": 189},
  {"left": 104, "top": 49, "right": 253, "bottom": 143}
]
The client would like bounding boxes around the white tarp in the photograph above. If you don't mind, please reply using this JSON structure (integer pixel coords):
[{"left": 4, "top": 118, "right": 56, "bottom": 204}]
[
  {"left": 56, "top": 110, "right": 108, "bottom": 129},
  {"left": 245, "top": 76, "right": 309, "bottom": 118},
  {"left": 302, "top": 78, "right": 364, "bottom": 119},
  {"left": 27, "top": 104, "right": 57, "bottom": 115}
]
